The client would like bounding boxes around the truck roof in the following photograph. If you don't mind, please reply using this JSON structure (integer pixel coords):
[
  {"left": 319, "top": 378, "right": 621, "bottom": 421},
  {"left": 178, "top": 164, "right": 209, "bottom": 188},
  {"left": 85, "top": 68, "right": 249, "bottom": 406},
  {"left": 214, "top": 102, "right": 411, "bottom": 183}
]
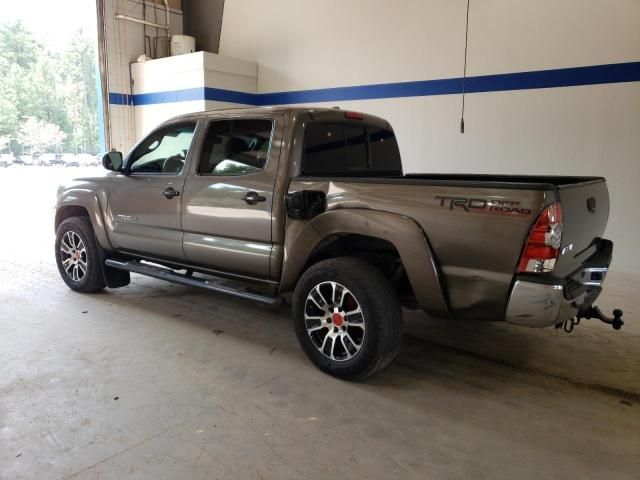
[
  {"left": 164, "top": 106, "right": 391, "bottom": 129},
  {"left": 170, "top": 106, "right": 338, "bottom": 118}
]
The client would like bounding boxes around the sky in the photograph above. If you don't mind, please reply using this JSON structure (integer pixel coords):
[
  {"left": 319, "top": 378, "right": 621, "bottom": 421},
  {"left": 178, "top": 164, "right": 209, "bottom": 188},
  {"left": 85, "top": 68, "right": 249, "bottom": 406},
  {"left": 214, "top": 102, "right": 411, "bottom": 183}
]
[{"left": 3, "top": 0, "right": 98, "bottom": 51}]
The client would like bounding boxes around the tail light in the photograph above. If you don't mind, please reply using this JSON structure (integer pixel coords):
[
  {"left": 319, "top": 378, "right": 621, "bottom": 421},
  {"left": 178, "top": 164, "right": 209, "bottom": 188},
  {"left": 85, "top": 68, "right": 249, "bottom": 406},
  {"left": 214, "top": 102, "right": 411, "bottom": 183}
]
[{"left": 517, "top": 202, "right": 563, "bottom": 273}]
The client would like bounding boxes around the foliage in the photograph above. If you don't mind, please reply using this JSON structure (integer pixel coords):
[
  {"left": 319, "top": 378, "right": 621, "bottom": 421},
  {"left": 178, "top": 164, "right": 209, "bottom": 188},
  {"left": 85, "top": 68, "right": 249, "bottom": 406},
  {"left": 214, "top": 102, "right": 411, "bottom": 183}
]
[
  {"left": 0, "top": 20, "right": 99, "bottom": 154},
  {"left": 0, "top": 135, "right": 10, "bottom": 152},
  {"left": 0, "top": 20, "right": 40, "bottom": 69},
  {"left": 16, "top": 117, "right": 66, "bottom": 153}
]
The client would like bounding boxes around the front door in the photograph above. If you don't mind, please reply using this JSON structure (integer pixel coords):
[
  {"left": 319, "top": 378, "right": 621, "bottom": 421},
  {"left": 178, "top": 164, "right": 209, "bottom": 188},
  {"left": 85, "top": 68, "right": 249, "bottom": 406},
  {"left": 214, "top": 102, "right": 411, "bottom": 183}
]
[
  {"left": 106, "top": 121, "right": 198, "bottom": 260},
  {"left": 181, "top": 116, "right": 283, "bottom": 279}
]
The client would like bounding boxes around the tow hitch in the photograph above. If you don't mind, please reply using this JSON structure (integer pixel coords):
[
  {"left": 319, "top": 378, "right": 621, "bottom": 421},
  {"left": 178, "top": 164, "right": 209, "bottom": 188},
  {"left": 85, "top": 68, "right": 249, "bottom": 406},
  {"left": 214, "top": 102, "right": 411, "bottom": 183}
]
[{"left": 560, "top": 307, "right": 624, "bottom": 333}]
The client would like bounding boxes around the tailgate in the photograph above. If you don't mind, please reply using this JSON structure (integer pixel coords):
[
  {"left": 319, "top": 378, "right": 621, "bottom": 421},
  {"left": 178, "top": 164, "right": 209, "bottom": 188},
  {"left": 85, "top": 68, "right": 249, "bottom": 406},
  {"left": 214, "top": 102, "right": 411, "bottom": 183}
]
[{"left": 554, "top": 178, "right": 610, "bottom": 277}]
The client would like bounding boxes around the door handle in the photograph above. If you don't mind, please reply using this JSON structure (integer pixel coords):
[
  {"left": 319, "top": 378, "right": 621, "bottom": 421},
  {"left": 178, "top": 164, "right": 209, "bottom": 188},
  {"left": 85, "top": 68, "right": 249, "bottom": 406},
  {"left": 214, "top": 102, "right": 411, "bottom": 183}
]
[
  {"left": 162, "top": 187, "right": 180, "bottom": 199},
  {"left": 242, "top": 191, "right": 266, "bottom": 205}
]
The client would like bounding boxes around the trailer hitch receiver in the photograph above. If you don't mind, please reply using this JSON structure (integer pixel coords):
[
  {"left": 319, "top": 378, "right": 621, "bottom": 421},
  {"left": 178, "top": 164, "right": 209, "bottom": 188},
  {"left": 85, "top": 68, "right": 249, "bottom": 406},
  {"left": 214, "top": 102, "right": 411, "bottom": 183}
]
[
  {"left": 578, "top": 307, "right": 624, "bottom": 330},
  {"left": 578, "top": 306, "right": 624, "bottom": 330},
  {"left": 560, "top": 306, "right": 623, "bottom": 333}
]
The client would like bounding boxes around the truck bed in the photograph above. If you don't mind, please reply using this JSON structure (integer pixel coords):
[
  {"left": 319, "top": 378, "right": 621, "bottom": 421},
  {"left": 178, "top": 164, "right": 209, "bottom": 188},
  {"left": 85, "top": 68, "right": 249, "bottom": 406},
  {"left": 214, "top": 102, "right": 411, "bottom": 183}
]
[
  {"left": 290, "top": 174, "right": 609, "bottom": 319},
  {"left": 403, "top": 174, "right": 605, "bottom": 190},
  {"left": 305, "top": 173, "right": 605, "bottom": 190}
]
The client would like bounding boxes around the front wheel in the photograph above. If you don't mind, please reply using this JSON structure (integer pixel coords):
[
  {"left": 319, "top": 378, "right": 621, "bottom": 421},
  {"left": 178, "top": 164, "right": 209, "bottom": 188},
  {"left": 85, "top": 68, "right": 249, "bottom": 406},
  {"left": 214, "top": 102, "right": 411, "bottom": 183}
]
[
  {"left": 293, "top": 257, "right": 403, "bottom": 379},
  {"left": 55, "top": 217, "right": 106, "bottom": 293}
]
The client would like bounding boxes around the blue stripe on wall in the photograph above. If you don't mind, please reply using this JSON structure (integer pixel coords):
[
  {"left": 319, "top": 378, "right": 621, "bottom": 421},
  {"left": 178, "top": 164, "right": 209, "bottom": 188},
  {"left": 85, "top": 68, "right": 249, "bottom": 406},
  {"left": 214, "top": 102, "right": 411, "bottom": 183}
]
[
  {"left": 129, "top": 87, "right": 259, "bottom": 106},
  {"left": 465, "top": 61, "right": 640, "bottom": 94},
  {"left": 108, "top": 92, "right": 133, "bottom": 105},
  {"left": 133, "top": 87, "right": 203, "bottom": 105},
  {"left": 204, "top": 87, "right": 259, "bottom": 105},
  {"left": 109, "top": 61, "right": 640, "bottom": 106}
]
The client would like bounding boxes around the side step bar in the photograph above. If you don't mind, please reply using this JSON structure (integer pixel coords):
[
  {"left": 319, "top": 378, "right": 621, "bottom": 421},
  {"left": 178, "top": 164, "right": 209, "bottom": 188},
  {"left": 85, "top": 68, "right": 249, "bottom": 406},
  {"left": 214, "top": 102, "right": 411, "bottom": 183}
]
[{"left": 105, "top": 259, "right": 282, "bottom": 306}]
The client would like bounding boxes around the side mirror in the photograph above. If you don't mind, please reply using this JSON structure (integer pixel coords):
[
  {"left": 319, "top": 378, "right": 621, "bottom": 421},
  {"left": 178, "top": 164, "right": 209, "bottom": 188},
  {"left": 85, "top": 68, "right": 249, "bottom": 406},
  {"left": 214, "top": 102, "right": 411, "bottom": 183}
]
[{"left": 102, "top": 150, "right": 123, "bottom": 171}]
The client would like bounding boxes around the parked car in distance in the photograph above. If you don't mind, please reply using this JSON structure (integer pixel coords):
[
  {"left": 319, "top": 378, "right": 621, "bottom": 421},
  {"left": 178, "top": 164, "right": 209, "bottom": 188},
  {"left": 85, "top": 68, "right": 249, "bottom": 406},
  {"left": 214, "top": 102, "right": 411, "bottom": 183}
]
[
  {"left": 0, "top": 153, "right": 14, "bottom": 167},
  {"left": 51, "top": 154, "right": 66, "bottom": 166},
  {"left": 60, "top": 153, "right": 80, "bottom": 167},
  {"left": 40, "top": 153, "right": 57, "bottom": 166},
  {"left": 77, "top": 153, "right": 100, "bottom": 167},
  {"left": 12, "top": 155, "right": 28, "bottom": 166},
  {"left": 53, "top": 106, "right": 624, "bottom": 379}
]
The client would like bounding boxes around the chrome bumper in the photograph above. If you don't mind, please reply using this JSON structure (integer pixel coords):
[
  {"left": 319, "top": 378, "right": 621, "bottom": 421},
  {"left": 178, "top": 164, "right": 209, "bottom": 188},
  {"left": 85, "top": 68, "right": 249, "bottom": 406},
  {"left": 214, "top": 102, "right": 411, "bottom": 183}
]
[{"left": 505, "top": 266, "right": 608, "bottom": 328}]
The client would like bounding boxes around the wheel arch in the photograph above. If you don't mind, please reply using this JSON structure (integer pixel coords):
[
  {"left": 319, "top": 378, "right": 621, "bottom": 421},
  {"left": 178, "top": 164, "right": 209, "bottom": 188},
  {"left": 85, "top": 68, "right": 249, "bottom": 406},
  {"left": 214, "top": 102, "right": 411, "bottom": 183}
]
[
  {"left": 302, "top": 233, "right": 417, "bottom": 307},
  {"left": 55, "top": 192, "right": 112, "bottom": 251},
  {"left": 55, "top": 205, "right": 90, "bottom": 230},
  {"left": 280, "top": 209, "right": 450, "bottom": 318},
  {"left": 55, "top": 201, "right": 130, "bottom": 289}
]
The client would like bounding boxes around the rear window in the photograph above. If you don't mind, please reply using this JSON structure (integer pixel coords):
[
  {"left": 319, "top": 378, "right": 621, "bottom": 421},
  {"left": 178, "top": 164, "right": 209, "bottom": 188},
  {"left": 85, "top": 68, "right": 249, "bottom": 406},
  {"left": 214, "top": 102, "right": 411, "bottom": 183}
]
[
  {"left": 302, "top": 123, "right": 401, "bottom": 176},
  {"left": 197, "top": 119, "right": 273, "bottom": 176}
]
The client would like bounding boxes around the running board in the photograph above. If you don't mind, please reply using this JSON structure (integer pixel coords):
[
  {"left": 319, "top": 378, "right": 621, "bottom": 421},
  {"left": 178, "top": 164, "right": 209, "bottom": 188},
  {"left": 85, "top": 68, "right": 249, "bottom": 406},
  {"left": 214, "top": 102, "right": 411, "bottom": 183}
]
[{"left": 104, "top": 259, "right": 281, "bottom": 306}]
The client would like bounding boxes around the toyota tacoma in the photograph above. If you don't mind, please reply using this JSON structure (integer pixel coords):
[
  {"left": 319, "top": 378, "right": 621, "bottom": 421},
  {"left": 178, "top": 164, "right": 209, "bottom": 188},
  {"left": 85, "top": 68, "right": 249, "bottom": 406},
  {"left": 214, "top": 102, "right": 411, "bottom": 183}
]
[{"left": 54, "top": 107, "right": 623, "bottom": 378}]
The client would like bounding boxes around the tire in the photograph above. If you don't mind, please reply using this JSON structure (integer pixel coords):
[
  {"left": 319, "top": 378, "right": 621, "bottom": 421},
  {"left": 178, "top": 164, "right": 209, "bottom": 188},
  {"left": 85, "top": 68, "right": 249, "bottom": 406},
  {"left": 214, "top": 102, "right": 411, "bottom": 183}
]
[
  {"left": 55, "top": 216, "right": 106, "bottom": 293},
  {"left": 293, "top": 257, "right": 403, "bottom": 379}
]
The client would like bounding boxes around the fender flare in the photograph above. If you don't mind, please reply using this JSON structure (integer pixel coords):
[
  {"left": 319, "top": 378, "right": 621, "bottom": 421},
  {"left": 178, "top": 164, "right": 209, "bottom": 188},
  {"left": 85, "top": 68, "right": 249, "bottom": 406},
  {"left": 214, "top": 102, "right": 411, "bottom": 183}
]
[
  {"left": 280, "top": 209, "right": 450, "bottom": 318},
  {"left": 55, "top": 190, "right": 130, "bottom": 288},
  {"left": 55, "top": 189, "right": 113, "bottom": 252}
]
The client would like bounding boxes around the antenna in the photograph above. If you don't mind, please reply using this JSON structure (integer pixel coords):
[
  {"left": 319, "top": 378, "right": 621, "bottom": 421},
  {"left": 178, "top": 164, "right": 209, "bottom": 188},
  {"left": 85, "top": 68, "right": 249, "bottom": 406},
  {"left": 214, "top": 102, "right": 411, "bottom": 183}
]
[{"left": 460, "top": 0, "right": 470, "bottom": 134}]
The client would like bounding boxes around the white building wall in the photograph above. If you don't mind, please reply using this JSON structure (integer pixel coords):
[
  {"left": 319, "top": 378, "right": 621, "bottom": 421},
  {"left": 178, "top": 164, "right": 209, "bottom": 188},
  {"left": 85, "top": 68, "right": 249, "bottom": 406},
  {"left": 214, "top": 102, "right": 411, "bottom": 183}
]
[
  {"left": 103, "top": 0, "right": 184, "bottom": 151},
  {"left": 218, "top": 0, "right": 640, "bottom": 273},
  {"left": 131, "top": 51, "right": 257, "bottom": 138}
]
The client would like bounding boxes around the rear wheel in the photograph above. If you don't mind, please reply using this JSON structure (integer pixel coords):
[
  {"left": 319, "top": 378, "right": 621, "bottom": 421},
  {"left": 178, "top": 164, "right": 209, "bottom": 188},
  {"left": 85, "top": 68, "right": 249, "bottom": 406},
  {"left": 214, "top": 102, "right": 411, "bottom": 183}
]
[
  {"left": 55, "top": 217, "right": 106, "bottom": 293},
  {"left": 293, "top": 257, "right": 403, "bottom": 379}
]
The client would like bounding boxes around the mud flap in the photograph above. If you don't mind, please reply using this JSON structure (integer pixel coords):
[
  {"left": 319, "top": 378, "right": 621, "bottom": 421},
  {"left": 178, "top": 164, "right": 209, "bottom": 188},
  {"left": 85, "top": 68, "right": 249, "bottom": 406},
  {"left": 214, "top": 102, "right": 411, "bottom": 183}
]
[{"left": 95, "top": 237, "right": 130, "bottom": 288}]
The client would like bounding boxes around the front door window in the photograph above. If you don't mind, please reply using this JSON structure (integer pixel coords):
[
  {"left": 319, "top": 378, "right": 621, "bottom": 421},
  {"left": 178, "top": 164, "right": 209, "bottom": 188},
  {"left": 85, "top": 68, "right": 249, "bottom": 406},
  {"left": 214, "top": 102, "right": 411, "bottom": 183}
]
[{"left": 129, "top": 123, "right": 196, "bottom": 174}]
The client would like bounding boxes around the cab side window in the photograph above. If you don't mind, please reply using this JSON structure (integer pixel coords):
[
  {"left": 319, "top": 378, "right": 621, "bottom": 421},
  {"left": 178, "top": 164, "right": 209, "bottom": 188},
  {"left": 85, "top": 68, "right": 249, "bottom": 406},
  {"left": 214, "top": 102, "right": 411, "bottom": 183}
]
[
  {"left": 129, "top": 122, "right": 196, "bottom": 174},
  {"left": 301, "top": 123, "right": 402, "bottom": 177},
  {"left": 198, "top": 119, "right": 273, "bottom": 176}
]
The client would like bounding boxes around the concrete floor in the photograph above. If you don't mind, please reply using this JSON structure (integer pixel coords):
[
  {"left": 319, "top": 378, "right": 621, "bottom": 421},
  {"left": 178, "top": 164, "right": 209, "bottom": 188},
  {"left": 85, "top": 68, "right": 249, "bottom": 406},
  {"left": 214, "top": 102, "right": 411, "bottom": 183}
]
[{"left": 1, "top": 167, "right": 639, "bottom": 480}]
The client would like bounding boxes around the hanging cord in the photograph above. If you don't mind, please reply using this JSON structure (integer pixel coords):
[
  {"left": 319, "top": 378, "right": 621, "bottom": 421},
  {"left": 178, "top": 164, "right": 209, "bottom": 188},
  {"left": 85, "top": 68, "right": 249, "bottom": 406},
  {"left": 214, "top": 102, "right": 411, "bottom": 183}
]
[{"left": 460, "top": 0, "right": 470, "bottom": 133}]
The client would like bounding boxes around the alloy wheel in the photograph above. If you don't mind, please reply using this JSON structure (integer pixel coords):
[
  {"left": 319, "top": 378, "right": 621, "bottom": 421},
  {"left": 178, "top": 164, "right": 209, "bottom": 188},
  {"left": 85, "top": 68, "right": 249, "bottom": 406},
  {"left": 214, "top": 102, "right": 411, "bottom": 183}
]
[
  {"left": 304, "top": 281, "right": 366, "bottom": 361},
  {"left": 60, "top": 231, "right": 88, "bottom": 282}
]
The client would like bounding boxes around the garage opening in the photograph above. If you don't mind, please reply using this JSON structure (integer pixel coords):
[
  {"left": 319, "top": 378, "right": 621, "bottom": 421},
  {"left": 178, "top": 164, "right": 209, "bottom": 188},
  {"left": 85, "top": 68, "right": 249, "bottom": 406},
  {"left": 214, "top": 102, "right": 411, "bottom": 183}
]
[{"left": 0, "top": 0, "right": 103, "bottom": 167}]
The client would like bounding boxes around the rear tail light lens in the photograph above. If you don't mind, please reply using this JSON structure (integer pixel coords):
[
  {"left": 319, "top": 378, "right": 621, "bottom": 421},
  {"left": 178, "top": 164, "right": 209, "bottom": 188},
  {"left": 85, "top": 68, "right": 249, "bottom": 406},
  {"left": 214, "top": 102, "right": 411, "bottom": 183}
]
[{"left": 517, "top": 202, "right": 563, "bottom": 273}]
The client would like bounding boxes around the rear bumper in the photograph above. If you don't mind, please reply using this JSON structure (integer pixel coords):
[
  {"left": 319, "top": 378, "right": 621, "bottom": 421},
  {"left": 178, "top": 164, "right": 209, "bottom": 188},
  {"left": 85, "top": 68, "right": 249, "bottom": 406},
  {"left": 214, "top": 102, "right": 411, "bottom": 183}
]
[{"left": 505, "top": 239, "right": 612, "bottom": 327}]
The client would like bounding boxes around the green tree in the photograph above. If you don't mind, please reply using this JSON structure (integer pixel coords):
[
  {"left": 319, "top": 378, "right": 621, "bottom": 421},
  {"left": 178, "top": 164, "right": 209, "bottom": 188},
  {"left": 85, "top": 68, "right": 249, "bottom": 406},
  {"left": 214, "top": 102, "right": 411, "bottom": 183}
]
[
  {"left": 0, "top": 135, "right": 10, "bottom": 153},
  {"left": 0, "top": 64, "right": 19, "bottom": 141},
  {"left": 62, "top": 30, "right": 99, "bottom": 153},
  {"left": 0, "top": 20, "right": 41, "bottom": 69},
  {"left": 0, "top": 22, "right": 99, "bottom": 155},
  {"left": 22, "top": 54, "right": 70, "bottom": 134},
  {"left": 0, "top": 22, "right": 42, "bottom": 149},
  {"left": 17, "top": 117, "right": 66, "bottom": 153}
]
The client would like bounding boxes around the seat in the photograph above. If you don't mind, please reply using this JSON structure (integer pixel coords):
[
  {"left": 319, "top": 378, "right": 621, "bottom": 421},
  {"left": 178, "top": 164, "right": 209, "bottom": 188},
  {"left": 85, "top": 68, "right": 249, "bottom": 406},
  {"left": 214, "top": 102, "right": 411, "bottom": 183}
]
[
  {"left": 225, "top": 137, "right": 250, "bottom": 158},
  {"left": 162, "top": 155, "right": 184, "bottom": 173}
]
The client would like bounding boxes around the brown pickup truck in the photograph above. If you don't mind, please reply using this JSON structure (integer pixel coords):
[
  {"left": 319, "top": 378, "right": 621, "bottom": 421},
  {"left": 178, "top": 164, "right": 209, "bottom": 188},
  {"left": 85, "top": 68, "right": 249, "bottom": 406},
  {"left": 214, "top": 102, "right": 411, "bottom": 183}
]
[{"left": 54, "top": 107, "right": 623, "bottom": 378}]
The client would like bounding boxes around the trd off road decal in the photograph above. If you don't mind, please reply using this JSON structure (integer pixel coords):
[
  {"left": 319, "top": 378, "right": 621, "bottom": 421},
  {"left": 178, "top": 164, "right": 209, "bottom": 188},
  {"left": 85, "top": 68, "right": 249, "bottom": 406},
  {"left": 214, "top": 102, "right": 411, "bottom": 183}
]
[{"left": 434, "top": 196, "right": 532, "bottom": 216}]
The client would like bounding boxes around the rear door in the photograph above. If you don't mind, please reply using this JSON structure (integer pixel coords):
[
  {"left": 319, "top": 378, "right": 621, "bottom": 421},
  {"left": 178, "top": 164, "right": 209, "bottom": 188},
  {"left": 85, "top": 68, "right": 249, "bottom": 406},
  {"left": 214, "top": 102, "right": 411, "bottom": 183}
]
[
  {"left": 106, "top": 121, "right": 198, "bottom": 260},
  {"left": 181, "top": 115, "right": 285, "bottom": 279}
]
